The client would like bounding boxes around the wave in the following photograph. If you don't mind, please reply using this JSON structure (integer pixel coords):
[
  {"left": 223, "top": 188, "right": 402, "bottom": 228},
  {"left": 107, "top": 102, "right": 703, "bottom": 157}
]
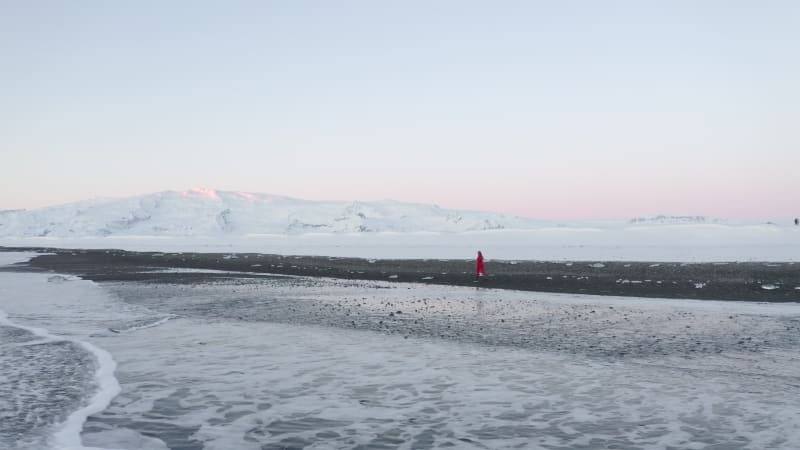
[
  {"left": 107, "top": 314, "right": 178, "bottom": 334},
  {"left": 0, "top": 309, "right": 121, "bottom": 450}
]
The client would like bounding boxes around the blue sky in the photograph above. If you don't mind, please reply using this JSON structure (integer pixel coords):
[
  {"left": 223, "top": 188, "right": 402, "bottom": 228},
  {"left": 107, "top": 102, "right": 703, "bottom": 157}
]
[{"left": 2, "top": 1, "right": 798, "bottom": 219}]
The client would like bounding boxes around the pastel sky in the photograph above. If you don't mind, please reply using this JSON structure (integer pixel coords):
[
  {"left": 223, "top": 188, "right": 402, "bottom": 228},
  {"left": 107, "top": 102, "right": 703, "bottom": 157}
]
[{"left": 2, "top": 1, "right": 798, "bottom": 219}]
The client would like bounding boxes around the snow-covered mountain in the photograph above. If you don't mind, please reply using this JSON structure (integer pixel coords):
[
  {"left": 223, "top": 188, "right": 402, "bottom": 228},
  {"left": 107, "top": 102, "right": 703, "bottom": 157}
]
[
  {"left": 0, "top": 188, "right": 545, "bottom": 238},
  {"left": 3, "top": 189, "right": 798, "bottom": 261}
]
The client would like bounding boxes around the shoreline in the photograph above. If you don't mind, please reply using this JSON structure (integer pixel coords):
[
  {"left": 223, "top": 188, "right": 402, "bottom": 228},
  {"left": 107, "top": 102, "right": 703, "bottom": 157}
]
[
  {"left": 0, "top": 272, "right": 120, "bottom": 450},
  {"left": 3, "top": 233, "right": 800, "bottom": 262},
  {"left": 3, "top": 246, "right": 799, "bottom": 302}
]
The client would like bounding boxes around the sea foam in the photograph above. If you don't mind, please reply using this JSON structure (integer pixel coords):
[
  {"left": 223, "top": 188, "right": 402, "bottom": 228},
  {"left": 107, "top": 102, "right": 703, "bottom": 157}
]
[{"left": 0, "top": 252, "right": 121, "bottom": 450}]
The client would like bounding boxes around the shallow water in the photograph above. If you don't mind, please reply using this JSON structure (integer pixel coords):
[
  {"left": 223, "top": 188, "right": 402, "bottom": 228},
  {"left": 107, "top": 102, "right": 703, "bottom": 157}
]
[
  {"left": 0, "top": 325, "right": 96, "bottom": 449},
  {"left": 2, "top": 260, "right": 800, "bottom": 449}
]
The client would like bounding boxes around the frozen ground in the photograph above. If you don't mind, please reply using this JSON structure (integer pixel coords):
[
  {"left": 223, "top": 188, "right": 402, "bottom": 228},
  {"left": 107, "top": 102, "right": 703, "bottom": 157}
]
[
  {"left": 2, "top": 253, "right": 800, "bottom": 449},
  {"left": 2, "top": 189, "right": 800, "bottom": 262},
  {"left": 3, "top": 224, "right": 800, "bottom": 262},
  {"left": 0, "top": 189, "right": 800, "bottom": 262}
]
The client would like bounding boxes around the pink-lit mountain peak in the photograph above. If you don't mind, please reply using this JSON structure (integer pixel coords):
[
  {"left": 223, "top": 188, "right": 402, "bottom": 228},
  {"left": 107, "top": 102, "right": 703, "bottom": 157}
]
[
  {"left": 176, "top": 188, "right": 291, "bottom": 203},
  {"left": 179, "top": 187, "right": 221, "bottom": 200}
]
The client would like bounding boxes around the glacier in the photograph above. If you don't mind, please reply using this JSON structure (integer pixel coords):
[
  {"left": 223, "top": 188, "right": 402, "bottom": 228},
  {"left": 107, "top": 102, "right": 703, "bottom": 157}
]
[
  {"left": 0, "top": 188, "right": 539, "bottom": 237},
  {"left": 1, "top": 188, "right": 799, "bottom": 262}
]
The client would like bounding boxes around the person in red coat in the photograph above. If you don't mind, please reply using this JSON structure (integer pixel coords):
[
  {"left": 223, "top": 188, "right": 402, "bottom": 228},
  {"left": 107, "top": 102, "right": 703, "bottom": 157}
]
[{"left": 475, "top": 251, "right": 486, "bottom": 280}]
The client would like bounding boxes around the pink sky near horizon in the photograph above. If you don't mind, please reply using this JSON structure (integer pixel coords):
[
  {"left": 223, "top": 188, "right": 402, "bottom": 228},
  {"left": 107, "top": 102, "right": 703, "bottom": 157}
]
[
  {"left": 2, "top": 179, "right": 795, "bottom": 221},
  {"left": 2, "top": 2, "right": 798, "bottom": 220}
]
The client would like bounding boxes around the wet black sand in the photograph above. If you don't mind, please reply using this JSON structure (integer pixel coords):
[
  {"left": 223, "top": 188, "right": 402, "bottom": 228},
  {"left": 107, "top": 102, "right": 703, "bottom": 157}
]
[{"left": 3, "top": 246, "right": 799, "bottom": 302}]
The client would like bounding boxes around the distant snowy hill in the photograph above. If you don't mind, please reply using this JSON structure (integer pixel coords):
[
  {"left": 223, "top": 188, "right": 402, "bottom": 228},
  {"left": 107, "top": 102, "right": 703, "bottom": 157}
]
[
  {"left": 628, "top": 215, "right": 724, "bottom": 225},
  {"left": 3, "top": 189, "right": 799, "bottom": 261},
  {"left": 0, "top": 188, "right": 544, "bottom": 238}
]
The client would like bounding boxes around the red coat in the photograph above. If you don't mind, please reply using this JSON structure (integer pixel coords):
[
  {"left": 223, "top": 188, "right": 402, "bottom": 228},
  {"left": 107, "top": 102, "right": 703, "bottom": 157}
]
[{"left": 476, "top": 252, "right": 486, "bottom": 276}]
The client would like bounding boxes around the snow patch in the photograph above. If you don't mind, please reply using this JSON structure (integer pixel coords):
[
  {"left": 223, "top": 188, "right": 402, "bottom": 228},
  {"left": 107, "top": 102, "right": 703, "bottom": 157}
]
[{"left": 629, "top": 215, "right": 722, "bottom": 225}]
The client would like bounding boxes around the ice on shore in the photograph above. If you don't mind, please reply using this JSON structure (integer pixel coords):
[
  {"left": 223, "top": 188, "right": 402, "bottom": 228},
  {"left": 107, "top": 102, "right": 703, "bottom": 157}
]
[{"left": 2, "top": 189, "right": 800, "bottom": 262}]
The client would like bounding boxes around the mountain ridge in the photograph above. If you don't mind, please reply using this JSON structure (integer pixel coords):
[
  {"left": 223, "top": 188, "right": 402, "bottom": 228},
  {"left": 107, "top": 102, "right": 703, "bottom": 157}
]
[{"left": 0, "top": 189, "right": 543, "bottom": 238}]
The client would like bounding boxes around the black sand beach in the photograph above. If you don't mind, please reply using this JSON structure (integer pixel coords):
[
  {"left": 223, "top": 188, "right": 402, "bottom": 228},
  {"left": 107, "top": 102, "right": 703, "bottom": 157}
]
[
  {"left": 4, "top": 246, "right": 800, "bottom": 449},
  {"left": 2, "top": 247, "right": 799, "bottom": 302}
]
